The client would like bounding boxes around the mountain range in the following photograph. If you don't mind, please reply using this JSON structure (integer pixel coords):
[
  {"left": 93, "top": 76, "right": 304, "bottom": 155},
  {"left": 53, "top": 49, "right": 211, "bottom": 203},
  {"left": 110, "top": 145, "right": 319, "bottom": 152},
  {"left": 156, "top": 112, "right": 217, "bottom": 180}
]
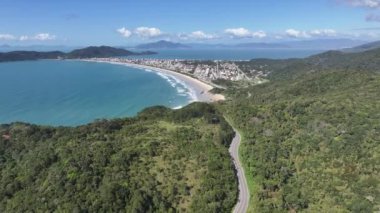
[
  {"left": 1, "top": 39, "right": 369, "bottom": 52},
  {"left": 342, "top": 40, "right": 380, "bottom": 52},
  {"left": 132, "top": 39, "right": 367, "bottom": 50},
  {"left": 235, "top": 40, "right": 380, "bottom": 81},
  {"left": 2, "top": 40, "right": 379, "bottom": 63},
  {"left": 135, "top": 40, "right": 191, "bottom": 49}
]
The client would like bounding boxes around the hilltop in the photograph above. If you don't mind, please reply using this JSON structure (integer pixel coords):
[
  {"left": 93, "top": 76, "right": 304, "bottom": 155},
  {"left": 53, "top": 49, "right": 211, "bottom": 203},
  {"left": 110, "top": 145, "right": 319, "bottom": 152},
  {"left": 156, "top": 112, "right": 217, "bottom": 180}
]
[
  {"left": 66, "top": 46, "right": 155, "bottom": 58},
  {"left": 0, "top": 46, "right": 156, "bottom": 62},
  {"left": 343, "top": 40, "right": 380, "bottom": 53},
  {"left": 234, "top": 45, "right": 380, "bottom": 80}
]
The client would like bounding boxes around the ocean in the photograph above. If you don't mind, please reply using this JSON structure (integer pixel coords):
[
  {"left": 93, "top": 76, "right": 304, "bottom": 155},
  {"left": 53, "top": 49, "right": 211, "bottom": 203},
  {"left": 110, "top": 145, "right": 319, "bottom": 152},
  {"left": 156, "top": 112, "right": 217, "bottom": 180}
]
[
  {"left": 0, "top": 49, "right": 321, "bottom": 126},
  {"left": 0, "top": 60, "right": 193, "bottom": 126}
]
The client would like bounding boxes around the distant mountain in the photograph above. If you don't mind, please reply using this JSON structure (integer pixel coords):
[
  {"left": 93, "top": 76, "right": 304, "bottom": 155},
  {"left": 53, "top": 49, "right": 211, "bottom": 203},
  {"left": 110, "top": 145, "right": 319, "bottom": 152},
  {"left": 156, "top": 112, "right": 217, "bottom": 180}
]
[
  {"left": 217, "top": 39, "right": 365, "bottom": 50},
  {"left": 342, "top": 40, "right": 380, "bottom": 53},
  {"left": 189, "top": 39, "right": 365, "bottom": 50},
  {"left": 0, "top": 51, "right": 65, "bottom": 62},
  {"left": 282, "top": 39, "right": 367, "bottom": 50},
  {"left": 238, "top": 46, "right": 380, "bottom": 81},
  {"left": 185, "top": 43, "right": 231, "bottom": 49},
  {"left": 233, "top": 42, "right": 289, "bottom": 49},
  {"left": 0, "top": 46, "right": 156, "bottom": 62},
  {"left": 67, "top": 46, "right": 155, "bottom": 58},
  {"left": 135, "top": 40, "right": 191, "bottom": 49}
]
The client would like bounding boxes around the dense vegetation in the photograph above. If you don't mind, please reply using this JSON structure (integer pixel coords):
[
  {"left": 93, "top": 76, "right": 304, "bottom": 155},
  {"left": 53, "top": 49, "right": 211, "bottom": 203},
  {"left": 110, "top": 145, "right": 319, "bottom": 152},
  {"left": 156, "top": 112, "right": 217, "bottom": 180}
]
[
  {"left": 237, "top": 47, "right": 380, "bottom": 80},
  {"left": 0, "top": 103, "right": 237, "bottom": 212},
  {"left": 0, "top": 51, "right": 65, "bottom": 62},
  {"left": 2, "top": 44, "right": 380, "bottom": 212},
  {"left": 0, "top": 46, "right": 156, "bottom": 62},
  {"left": 66, "top": 46, "right": 156, "bottom": 58},
  {"left": 219, "top": 69, "right": 380, "bottom": 212},
  {"left": 343, "top": 40, "right": 380, "bottom": 53}
]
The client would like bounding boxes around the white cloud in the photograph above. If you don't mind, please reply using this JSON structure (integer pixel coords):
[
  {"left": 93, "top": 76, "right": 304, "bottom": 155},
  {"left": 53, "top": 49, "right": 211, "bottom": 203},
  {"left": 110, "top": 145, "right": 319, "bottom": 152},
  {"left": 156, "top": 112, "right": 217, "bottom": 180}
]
[
  {"left": 117, "top": 26, "right": 163, "bottom": 39},
  {"left": 177, "top": 33, "right": 189, "bottom": 41},
  {"left": 251, "top": 31, "right": 267, "bottom": 38},
  {"left": 19, "top": 33, "right": 56, "bottom": 41},
  {"left": 117, "top": 27, "right": 132, "bottom": 38},
  {"left": 285, "top": 29, "right": 336, "bottom": 38},
  {"left": 309, "top": 29, "right": 337, "bottom": 37},
  {"left": 225, "top": 28, "right": 251, "bottom": 38},
  {"left": 134, "top": 27, "right": 162, "bottom": 38},
  {"left": 34, "top": 33, "right": 56, "bottom": 41},
  {"left": 346, "top": 30, "right": 380, "bottom": 39},
  {"left": 225, "top": 28, "right": 266, "bottom": 39},
  {"left": 343, "top": 0, "right": 380, "bottom": 8},
  {"left": 189, "top": 31, "right": 217, "bottom": 40},
  {"left": 177, "top": 31, "right": 217, "bottom": 41},
  {"left": 285, "top": 29, "right": 310, "bottom": 38},
  {"left": 19, "top": 35, "right": 29, "bottom": 41},
  {"left": 0, "top": 34, "right": 16, "bottom": 40}
]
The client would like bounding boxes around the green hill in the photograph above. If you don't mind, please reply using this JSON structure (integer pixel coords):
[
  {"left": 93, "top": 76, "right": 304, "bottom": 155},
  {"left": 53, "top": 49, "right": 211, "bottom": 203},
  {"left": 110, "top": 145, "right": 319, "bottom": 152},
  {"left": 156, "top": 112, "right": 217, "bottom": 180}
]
[
  {"left": 0, "top": 103, "right": 237, "bottom": 212},
  {"left": 220, "top": 69, "right": 380, "bottom": 212},
  {"left": 237, "top": 47, "right": 380, "bottom": 80},
  {"left": 0, "top": 51, "right": 65, "bottom": 62},
  {"left": 1, "top": 45, "right": 380, "bottom": 213},
  {"left": 343, "top": 40, "right": 380, "bottom": 53},
  {"left": 0, "top": 46, "right": 156, "bottom": 62},
  {"left": 66, "top": 46, "right": 155, "bottom": 58}
]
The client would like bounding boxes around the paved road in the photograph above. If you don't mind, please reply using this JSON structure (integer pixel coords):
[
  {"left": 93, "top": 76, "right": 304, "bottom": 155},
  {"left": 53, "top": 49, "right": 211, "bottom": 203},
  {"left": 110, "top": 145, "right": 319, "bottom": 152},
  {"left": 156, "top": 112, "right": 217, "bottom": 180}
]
[{"left": 229, "top": 129, "right": 249, "bottom": 213}]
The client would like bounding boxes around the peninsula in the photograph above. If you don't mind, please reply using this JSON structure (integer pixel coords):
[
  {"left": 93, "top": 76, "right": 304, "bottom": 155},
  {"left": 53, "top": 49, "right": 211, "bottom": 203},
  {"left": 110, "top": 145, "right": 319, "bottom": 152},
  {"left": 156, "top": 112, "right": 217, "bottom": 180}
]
[{"left": 0, "top": 46, "right": 156, "bottom": 62}]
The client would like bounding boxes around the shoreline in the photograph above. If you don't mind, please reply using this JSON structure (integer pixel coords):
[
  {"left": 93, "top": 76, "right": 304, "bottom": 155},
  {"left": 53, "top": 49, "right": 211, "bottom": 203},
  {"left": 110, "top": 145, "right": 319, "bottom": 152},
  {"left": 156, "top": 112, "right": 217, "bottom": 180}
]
[{"left": 80, "top": 58, "right": 225, "bottom": 103}]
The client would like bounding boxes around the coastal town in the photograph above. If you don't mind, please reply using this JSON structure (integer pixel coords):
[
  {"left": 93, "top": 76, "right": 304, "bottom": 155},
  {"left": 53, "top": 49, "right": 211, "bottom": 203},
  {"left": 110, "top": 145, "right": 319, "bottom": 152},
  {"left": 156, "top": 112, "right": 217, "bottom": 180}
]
[{"left": 85, "top": 57, "right": 268, "bottom": 83}]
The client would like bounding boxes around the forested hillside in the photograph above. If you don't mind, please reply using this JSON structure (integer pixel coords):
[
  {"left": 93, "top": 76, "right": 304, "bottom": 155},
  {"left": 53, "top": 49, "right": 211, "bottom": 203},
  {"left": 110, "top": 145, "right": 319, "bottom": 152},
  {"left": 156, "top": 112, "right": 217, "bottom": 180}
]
[
  {"left": 0, "top": 46, "right": 156, "bottom": 62},
  {"left": 237, "top": 47, "right": 380, "bottom": 80},
  {"left": 0, "top": 103, "right": 237, "bottom": 212},
  {"left": 219, "top": 69, "right": 380, "bottom": 212},
  {"left": 2, "top": 46, "right": 380, "bottom": 213}
]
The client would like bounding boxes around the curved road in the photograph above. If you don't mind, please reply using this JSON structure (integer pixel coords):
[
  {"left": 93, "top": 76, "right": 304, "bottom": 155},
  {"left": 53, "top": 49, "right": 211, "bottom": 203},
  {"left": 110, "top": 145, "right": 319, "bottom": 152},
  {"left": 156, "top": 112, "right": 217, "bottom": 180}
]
[{"left": 229, "top": 129, "right": 249, "bottom": 213}]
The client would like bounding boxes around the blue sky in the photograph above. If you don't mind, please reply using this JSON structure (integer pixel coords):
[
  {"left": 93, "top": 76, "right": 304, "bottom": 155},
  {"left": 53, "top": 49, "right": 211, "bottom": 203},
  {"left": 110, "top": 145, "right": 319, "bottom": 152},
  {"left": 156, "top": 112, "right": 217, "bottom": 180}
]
[{"left": 1, "top": 0, "right": 380, "bottom": 45}]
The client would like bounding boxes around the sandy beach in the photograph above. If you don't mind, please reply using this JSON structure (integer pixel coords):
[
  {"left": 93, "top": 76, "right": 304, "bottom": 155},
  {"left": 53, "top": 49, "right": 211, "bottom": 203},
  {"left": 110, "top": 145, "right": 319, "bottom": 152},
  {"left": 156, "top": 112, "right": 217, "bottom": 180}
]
[{"left": 81, "top": 59, "right": 225, "bottom": 103}]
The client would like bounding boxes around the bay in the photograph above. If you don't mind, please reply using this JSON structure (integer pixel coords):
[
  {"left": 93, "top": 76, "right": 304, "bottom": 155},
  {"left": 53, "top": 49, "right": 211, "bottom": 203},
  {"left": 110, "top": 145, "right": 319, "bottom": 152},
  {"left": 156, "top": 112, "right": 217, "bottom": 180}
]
[{"left": 0, "top": 60, "right": 193, "bottom": 126}]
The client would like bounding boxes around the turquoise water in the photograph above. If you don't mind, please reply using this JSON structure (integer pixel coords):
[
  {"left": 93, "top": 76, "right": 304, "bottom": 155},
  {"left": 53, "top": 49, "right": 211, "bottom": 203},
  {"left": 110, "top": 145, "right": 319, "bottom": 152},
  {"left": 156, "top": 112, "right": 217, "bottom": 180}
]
[
  {"left": 0, "top": 60, "right": 193, "bottom": 126},
  {"left": 0, "top": 49, "right": 320, "bottom": 126}
]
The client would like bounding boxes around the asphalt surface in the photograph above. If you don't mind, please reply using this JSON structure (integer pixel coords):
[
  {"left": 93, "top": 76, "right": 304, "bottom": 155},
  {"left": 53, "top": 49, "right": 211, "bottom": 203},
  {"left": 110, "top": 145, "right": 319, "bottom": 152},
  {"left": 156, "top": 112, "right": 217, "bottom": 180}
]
[{"left": 229, "top": 129, "right": 249, "bottom": 213}]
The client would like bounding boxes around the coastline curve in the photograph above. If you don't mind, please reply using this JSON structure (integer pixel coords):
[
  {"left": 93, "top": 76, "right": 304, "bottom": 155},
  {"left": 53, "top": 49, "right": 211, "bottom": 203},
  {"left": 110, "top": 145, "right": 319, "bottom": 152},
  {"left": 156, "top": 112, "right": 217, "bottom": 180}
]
[{"left": 80, "top": 58, "right": 225, "bottom": 104}]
